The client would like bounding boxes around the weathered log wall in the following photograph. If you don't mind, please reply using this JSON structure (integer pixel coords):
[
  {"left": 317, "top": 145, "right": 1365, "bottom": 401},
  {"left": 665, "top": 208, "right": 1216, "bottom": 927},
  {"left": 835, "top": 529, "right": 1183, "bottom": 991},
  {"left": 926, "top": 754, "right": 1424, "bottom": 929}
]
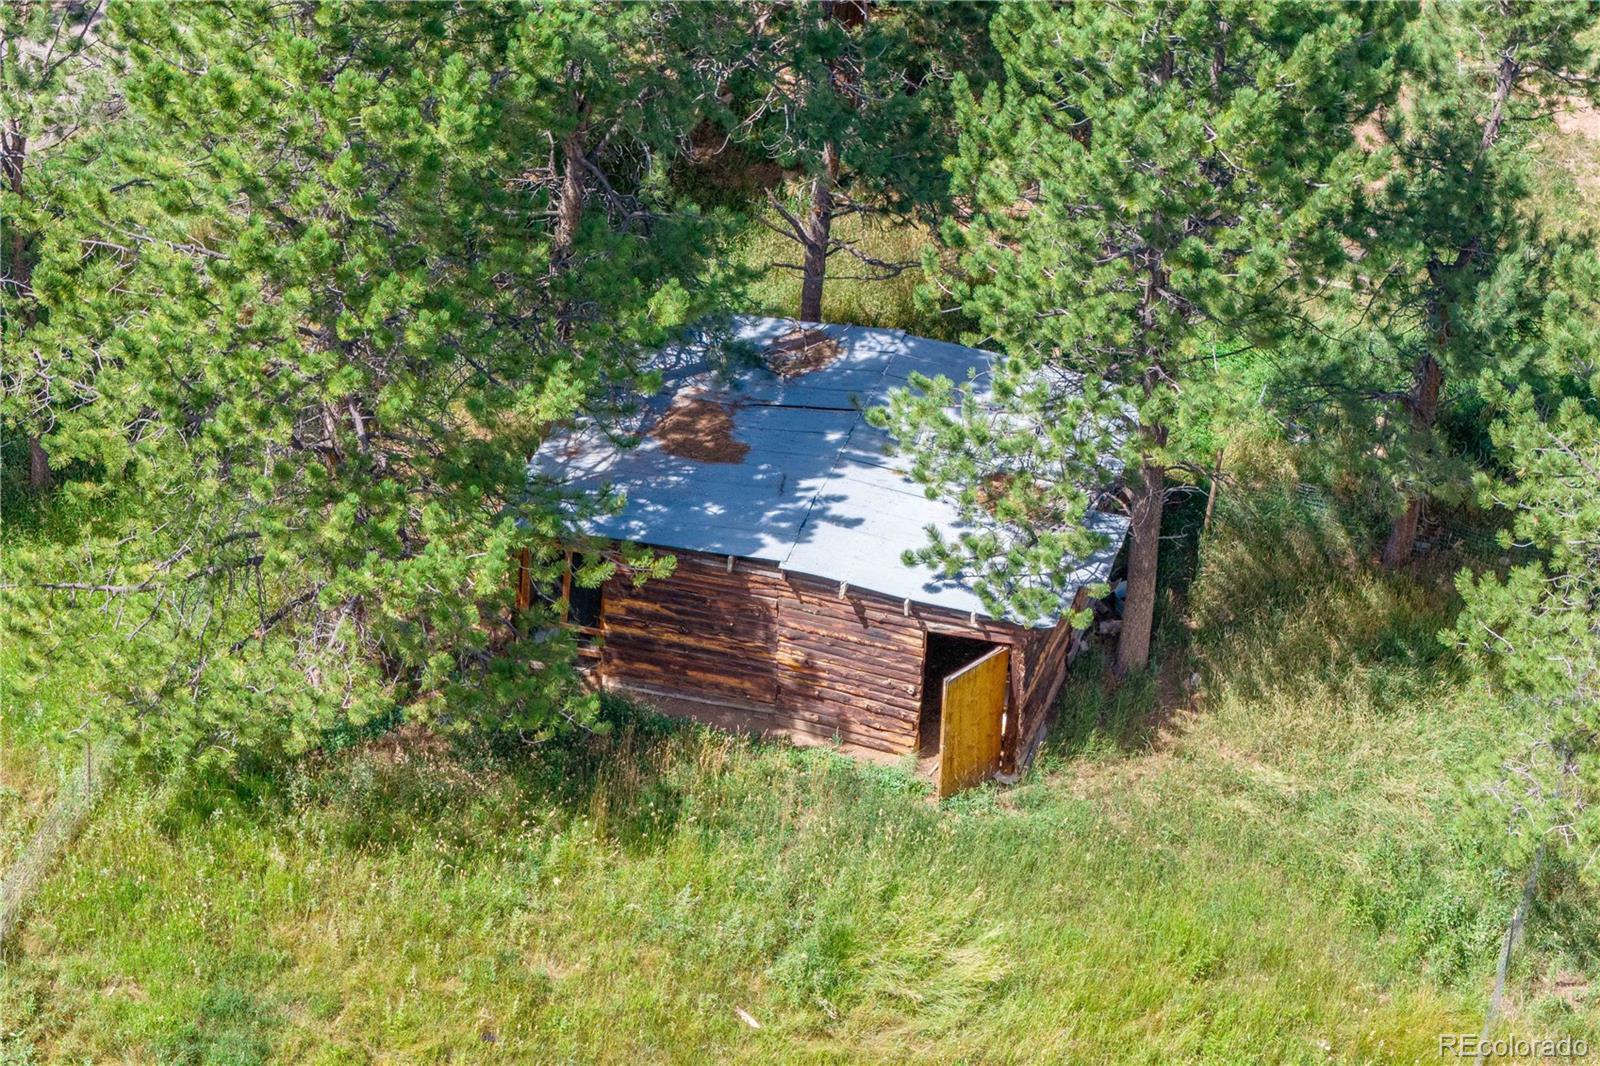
[
  {"left": 594, "top": 548, "right": 1088, "bottom": 768},
  {"left": 1008, "top": 588, "right": 1096, "bottom": 768}
]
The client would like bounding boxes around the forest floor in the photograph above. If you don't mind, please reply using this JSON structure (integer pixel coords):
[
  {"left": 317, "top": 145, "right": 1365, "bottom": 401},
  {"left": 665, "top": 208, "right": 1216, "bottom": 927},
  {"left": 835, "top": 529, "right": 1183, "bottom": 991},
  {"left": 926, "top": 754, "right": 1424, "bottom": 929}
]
[{"left": 3, "top": 481, "right": 1597, "bottom": 1065}]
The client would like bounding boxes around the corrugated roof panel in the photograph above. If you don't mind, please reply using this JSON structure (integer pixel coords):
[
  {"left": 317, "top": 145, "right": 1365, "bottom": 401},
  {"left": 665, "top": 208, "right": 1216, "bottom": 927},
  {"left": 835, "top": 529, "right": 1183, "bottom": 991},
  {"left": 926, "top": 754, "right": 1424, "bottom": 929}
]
[{"left": 531, "top": 316, "right": 1129, "bottom": 624}]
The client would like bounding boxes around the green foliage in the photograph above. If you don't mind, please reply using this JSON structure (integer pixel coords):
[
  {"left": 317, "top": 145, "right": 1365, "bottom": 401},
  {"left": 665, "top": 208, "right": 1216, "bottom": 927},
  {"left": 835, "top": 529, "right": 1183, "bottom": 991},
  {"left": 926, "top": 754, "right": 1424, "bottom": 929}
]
[
  {"left": 729, "top": 211, "right": 956, "bottom": 338},
  {"left": 1295, "top": 0, "right": 1600, "bottom": 526},
  {"left": 707, "top": 0, "right": 994, "bottom": 316},
  {"left": 874, "top": 1, "right": 1407, "bottom": 626},
  {"left": 3, "top": 3, "right": 721, "bottom": 772},
  {"left": 0, "top": 0, "right": 133, "bottom": 486},
  {"left": 10, "top": 435, "right": 1599, "bottom": 1057},
  {"left": 6, "top": 6, "right": 1600, "bottom": 1056},
  {"left": 9, "top": 520, "right": 1590, "bottom": 1059},
  {"left": 1450, "top": 245, "right": 1600, "bottom": 877}
]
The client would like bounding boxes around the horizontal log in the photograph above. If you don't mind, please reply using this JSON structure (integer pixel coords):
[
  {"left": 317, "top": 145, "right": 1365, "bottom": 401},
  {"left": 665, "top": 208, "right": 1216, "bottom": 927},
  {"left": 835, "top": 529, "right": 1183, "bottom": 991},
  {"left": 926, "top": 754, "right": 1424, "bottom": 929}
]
[
  {"left": 776, "top": 613, "right": 924, "bottom": 653},
  {"left": 604, "top": 630, "right": 923, "bottom": 699},
  {"left": 786, "top": 698, "right": 919, "bottom": 733},
  {"left": 777, "top": 669, "right": 928, "bottom": 717},
  {"left": 783, "top": 594, "right": 1026, "bottom": 643},
  {"left": 610, "top": 681, "right": 912, "bottom": 754},
  {"left": 567, "top": 548, "right": 1095, "bottom": 771},
  {"left": 603, "top": 642, "right": 789, "bottom": 681},
  {"left": 616, "top": 643, "right": 932, "bottom": 716},
  {"left": 607, "top": 582, "right": 781, "bottom": 610},
  {"left": 605, "top": 659, "right": 780, "bottom": 703},
  {"left": 607, "top": 588, "right": 782, "bottom": 620},
  {"left": 768, "top": 701, "right": 916, "bottom": 744},
  {"left": 628, "top": 555, "right": 1037, "bottom": 644},
  {"left": 602, "top": 622, "right": 776, "bottom": 659},
  {"left": 630, "top": 546, "right": 1048, "bottom": 640},
  {"left": 639, "top": 560, "right": 789, "bottom": 591},
  {"left": 603, "top": 650, "right": 781, "bottom": 690},
  {"left": 774, "top": 651, "right": 922, "bottom": 699},
  {"left": 628, "top": 678, "right": 914, "bottom": 747},
  {"left": 773, "top": 630, "right": 925, "bottom": 681}
]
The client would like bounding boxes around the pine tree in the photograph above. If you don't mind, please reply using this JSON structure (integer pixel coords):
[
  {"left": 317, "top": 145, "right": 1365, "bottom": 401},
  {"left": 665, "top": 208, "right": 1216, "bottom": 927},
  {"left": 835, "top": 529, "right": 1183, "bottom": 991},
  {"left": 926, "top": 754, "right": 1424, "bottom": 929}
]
[
  {"left": 1354, "top": 0, "right": 1600, "bottom": 569},
  {"left": 5, "top": 2, "right": 715, "bottom": 768},
  {"left": 1452, "top": 352, "right": 1600, "bottom": 870},
  {"left": 713, "top": 0, "right": 991, "bottom": 321},
  {"left": 0, "top": 0, "right": 121, "bottom": 491},
  {"left": 505, "top": 3, "right": 725, "bottom": 319},
  {"left": 876, "top": 1, "right": 1405, "bottom": 673},
  {"left": 1448, "top": 248, "right": 1600, "bottom": 1015}
]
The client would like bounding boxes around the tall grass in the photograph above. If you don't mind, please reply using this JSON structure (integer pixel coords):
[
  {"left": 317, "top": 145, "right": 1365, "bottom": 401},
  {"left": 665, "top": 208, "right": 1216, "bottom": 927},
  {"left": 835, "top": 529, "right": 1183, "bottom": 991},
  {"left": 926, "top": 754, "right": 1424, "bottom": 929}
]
[
  {"left": 1, "top": 486, "right": 127, "bottom": 869},
  {"left": 728, "top": 212, "right": 960, "bottom": 342},
  {"left": 3, "top": 709, "right": 1487, "bottom": 1065},
  {"left": 8, "top": 440, "right": 1599, "bottom": 1062},
  {"left": 13, "top": 457, "right": 1600, "bottom": 1063}
]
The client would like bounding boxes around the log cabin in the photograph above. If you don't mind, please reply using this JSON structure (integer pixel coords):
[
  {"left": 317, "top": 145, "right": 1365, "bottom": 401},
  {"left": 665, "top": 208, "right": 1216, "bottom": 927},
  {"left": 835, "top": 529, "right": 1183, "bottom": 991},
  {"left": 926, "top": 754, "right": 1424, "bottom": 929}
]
[{"left": 531, "top": 317, "right": 1127, "bottom": 795}]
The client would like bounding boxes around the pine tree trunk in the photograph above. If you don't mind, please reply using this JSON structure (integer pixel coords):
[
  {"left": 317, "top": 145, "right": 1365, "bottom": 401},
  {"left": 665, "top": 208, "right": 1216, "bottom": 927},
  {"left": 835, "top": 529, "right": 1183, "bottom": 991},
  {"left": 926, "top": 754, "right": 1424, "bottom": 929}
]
[
  {"left": 1381, "top": 496, "right": 1422, "bottom": 570},
  {"left": 798, "top": 141, "right": 837, "bottom": 323},
  {"left": 27, "top": 435, "right": 52, "bottom": 491},
  {"left": 551, "top": 127, "right": 586, "bottom": 343},
  {"left": 1478, "top": 32, "right": 1518, "bottom": 154},
  {"left": 1381, "top": 31, "right": 1514, "bottom": 570},
  {"left": 1381, "top": 351, "right": 1442, "bottom": 569},
  {"left": 1116, "top": 460, "right": 1164, "bottom": 676},
  {"left": 2, "top": 122, "right": 25, "bottom": 273},
  {"left": 553, "top": 132, "right": 584, "bottom": 267}
]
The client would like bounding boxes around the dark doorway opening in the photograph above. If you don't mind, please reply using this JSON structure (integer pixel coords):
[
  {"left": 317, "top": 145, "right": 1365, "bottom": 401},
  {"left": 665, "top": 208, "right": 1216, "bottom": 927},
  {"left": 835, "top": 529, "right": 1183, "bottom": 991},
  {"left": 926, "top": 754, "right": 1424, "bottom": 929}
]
[{"left": 919, "top": 633, "right": 1001, "bottom": 755}]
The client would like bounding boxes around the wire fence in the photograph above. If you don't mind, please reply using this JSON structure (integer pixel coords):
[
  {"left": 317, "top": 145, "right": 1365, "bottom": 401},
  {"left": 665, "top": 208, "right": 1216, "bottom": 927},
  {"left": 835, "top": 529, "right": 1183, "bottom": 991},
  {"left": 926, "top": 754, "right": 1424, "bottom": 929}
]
[{"left": 0, "top": 741, "right": 113, "bottom": 947}]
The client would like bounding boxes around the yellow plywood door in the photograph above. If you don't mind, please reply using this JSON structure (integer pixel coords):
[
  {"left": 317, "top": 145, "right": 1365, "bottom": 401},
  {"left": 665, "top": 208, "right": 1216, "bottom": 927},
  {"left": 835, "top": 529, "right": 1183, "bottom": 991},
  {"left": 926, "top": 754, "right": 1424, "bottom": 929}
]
[{"left": 938, "top": 645, "right": 1009, "bottom": 797}]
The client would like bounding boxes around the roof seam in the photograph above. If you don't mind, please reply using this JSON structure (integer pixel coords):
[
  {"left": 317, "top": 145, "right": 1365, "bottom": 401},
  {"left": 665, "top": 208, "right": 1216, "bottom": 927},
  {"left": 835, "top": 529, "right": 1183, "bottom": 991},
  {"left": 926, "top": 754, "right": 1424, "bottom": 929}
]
[
  {"left": 777, "top": 408, "right": 871, "bottom": 575},
  {"left": 780, "top": 332, "right": 921, "bottom": 576},
  {"left": 776, "top": 332, "right": 904, "bottom": 576},
  {"left": 742, "top": 401, "right": 859, "bottom": 413}
]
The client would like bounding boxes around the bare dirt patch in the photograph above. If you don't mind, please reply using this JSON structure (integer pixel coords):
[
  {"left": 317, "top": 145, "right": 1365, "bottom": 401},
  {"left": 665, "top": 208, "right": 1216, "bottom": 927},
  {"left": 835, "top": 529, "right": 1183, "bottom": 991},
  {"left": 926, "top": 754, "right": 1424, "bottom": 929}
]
[
  {"left": 765, "top": 329, "right": 842, "bottom": 378},
  {"left": 651, "top": 394, "right": 749, "bottom": 464},
  {"left": 1554, "top": 95, "right": 1600, "bottom": 141}
]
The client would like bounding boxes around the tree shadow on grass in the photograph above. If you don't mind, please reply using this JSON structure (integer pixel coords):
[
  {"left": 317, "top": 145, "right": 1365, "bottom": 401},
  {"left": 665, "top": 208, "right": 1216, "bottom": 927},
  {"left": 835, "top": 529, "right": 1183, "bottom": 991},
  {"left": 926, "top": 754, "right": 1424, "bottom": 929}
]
[
  {"left": 1037, "top": 647, "right": 1164, "bottom": 764},
  {"left": 1037, "top": 472, "right": 1488, "bottom": 771},
  {"left": 156, "top": 691, "right": 929, "bottom": 873},
  {"left": 1037, "top": 488, "right": 1209, "bottom": 765},
  {"left": 1185, "top": 475, "right": 1480, "bottom": 719},
  {"left": 497, "top": 695, "right": 930, "bottom": 852},
  {"left": 1524, "top": 857, "right": 1600, "bottom": 1013}
]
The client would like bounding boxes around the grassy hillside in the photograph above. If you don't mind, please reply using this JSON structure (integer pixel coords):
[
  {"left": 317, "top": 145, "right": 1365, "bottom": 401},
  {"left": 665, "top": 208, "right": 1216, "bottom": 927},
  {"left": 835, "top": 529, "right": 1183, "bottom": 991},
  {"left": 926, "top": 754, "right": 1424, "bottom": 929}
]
[
  {"left": 5, "top": 106, "right": 1598, "bottom": 1066},
  {"left": 4, "top": 470, "right": 1593, "bottom": 1065},
  {"left": 1528, "top": 99, "right": 1600, "bottom": 247},
  {"left": 0, "top": 714, "right": 62, "bottom": 871}
]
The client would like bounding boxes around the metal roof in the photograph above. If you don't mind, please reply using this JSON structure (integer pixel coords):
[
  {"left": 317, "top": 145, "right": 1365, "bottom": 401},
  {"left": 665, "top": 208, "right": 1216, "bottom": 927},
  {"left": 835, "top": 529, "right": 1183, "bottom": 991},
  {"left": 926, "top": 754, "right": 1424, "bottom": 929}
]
[{"left": 531, "top": 316, "right": 1128, "bottom": 626}]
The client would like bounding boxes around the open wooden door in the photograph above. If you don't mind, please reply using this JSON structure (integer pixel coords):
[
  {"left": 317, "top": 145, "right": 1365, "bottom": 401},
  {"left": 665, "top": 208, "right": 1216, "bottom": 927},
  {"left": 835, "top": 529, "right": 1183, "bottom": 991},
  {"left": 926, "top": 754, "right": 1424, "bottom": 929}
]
[{"left": 937, "top": 645, "right": 1009, "bottom": 797}]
